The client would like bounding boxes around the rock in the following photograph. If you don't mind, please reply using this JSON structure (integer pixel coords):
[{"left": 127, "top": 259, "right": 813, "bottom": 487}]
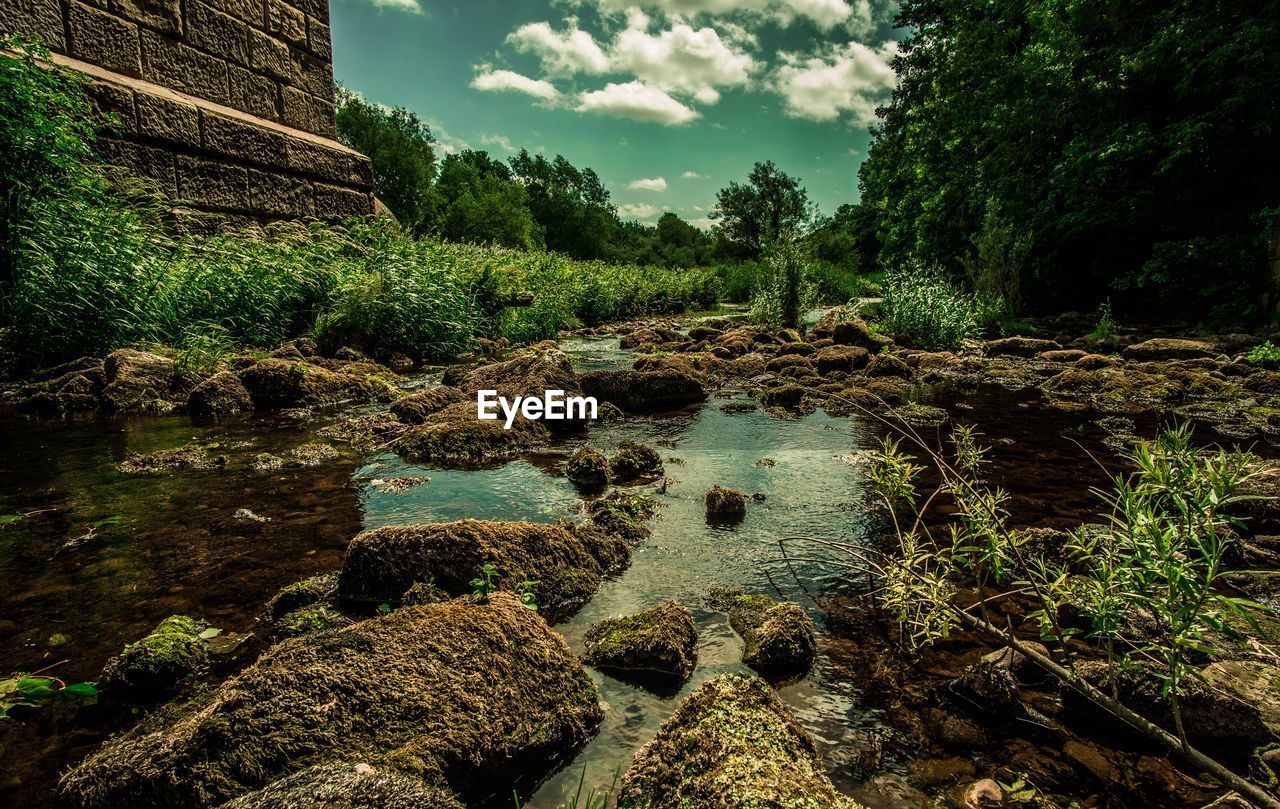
[
  {"left": 983, "top": 337, "right": 1060, "bottom": 358},
  {"left": 187, "top": 371, "right": 252, "bottom": 417},
  {"left": 578, "top": 368, "right": 705, "bottom": 411},
  {"left": 951, "top": 644, "right": 1043, "bottom": 710},
  {"left": 222, "top": 763, "right": 463, "bottom": 809},
  {"left": 1039, "top": 348, "right": 1088, "bottom": 363},
  {"left": 101, "top": 349, "right": 183, "bottom": 412},
  {"left": 98, "top": 615, "right": 209, "bottom": 704},
  {"left": 60, "top": 595, "right": 603, "bottom": 809},
  {"left": 238, "top": 358, "right": 387, "bottom": 409},
  {"left": 389, "top": 387, "right": 468, "bottom": 424},
  {"left": 275, "top": 606, "right": 351, "bottom": 638},
  {"left": 704, "top": 485, "right": 747, "bottom": 524},
  {"left": 117, "top": 443, "right": 226, "bottom": 475},
  {"left": 618, "top": 675, "right": 859, "bottom": 809},
  {"left": 866, "top": 353, "right": 913, "bottom": 378},
  {"left": 289, "top": 442, "right": 340, "bottom": 467},
  {"left": 764, "top": 354, "right": 815, "bottom": 374},
  {"left": 886, "top": 402, "right": 949, "bottom": 428},
  {"left": 621, "top": 327, "right": 681, "bottom": 349},
  {"left": 815, "top": 345, "right": 870, "bottom": 374},
  {"left": 588, "top": 491, "right": 658, "bottom": 543},
  {"left": 775, "top": 341, "right": 816, "bottom": 357},
  {"left": 832, "top": 319, "right": 892, "bottom": 352},
  {"left": 1074, "top": 353, "right": 1119, "bottom": 370},
  {"left": 1062, "top": 740, "right": 1121, "bottom": 787},
  {"left": 336, "top": 520, "right": 629, "bottom": 622},
  {"left": 393, "top": 402, "right": 549, "bottom": 466},
  {"left": 583, "top": 600, "right": 698, "bottom": 684},
  {"left": 264, "top": 573, "right": 339, "bottom": 620},
  {"left": 609, "top": 441, "right": 663, "bottom": 481},
  {"left": 566, "top": 445, "right": 611, "bottom": 491},
  {"left": 1042, "top": 368, "right": 1103, "bottom": 397},
  {"left": 687, "top": 326, "right": 723, "bottom": 341},
  {"left": 761, "top": 384, "right": 806, "bottom": 409},
  {"left": 1200, "top": 661, "right": 1280, "bottom": 738},
  {"left": 962, "top": 778, "right": 1003, "bottom": 807},
  {"left": 1122, "top": 338, "right": 1217, "bottom": 362},
  {"left": 446, "top": 347, "right": 581, "bottom": 406},
  {"left": 708, "top": 589, "right": 817, "bottom": 674}
]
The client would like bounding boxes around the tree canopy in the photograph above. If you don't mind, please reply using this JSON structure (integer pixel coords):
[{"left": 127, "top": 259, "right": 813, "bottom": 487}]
[
  {"left": 335, "top": 88, "right": 437, "bottom": 234},
  {"left": 712, "top": 161, "right": 811, "bottom": 260}
]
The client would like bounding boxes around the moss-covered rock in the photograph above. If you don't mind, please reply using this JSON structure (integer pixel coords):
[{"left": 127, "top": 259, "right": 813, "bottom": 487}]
[
  {"left": 275, "top": 606, "right": 352, "bottom": 638},
  {"left": 708, "top": 589, "right": 817, "bottom": 674},
  {"left": 393, "top": 401, "right": 550, "bottom": 466},
  {"left": 337, "top": 519, "right": 629, "bottom": 622},
  {"left": 238, "top": 358, "right": 389, "bottom": 409},
  {"left": 584, "top": 600, "right": 698, "bottom": 684},
  {"left": 815, "top": 345, "right": 870, "bottom": 375},
  {"left": 98, "top": 615, "right": 210, "bottom": 703},
  {"left": 578, "top": 368, "right": 706, "bottom": 412},
  {"left": 618, "top": 674, "right": 861, "bottom": 809},
  {"left": 221, "top": 763, "right": 463, "bottom": 809},
  {"left": 117, "top": 443, "right": 227, "bottom": 475},
  {"left": 866, "top": 352, "right": 913, "bottom": 378},
  {"left": 609, "top": 441, "right": 663, "bottom": 481},
  {"left": 705, "top": 485, "right": 747, "bottom": 524},
  {"left": 101, "top": 349, "right": 185, "bottom": 412},
  {"left": 389, "top": 387, "right": 468, "bottom": 424},
  {"left": 761, "top": 383, "right": 806, "bottom": 409},
  {"left": 187, "top": 371, "right": 253, "bottom": 417},
  {"left": 983, "top": 337, "right": 1060, "bottom": 358},
  {"left": 1122, "top": 338, "right": 1217, "bottom": 362},
  {"left": 566, "top": 445, "right": 611, "bottom": 491},
  {"left": 60, "top": 595, "right": 603, "bottom": 809},
  {"left": 264, "top": 572, "right": 340, "bottom": 620},
  {"left": 886, "top": 402, "right": 949, "bottom": 428},
  {"left": 588, "top": 491, "right": 658, "bottom": 543}
]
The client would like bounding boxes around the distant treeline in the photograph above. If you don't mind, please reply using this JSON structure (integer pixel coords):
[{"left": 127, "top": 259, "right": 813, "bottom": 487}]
[{"left": 856, "top": 0, "right": 1280, "bottom": 321}]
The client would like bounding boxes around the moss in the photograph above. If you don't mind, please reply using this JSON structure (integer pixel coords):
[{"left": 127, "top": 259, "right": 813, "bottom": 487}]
[
  {"left": 578, "top": 368, "right": 707, "bottom": 412},
  {"left": 276, "top": 606, "right": 351, "bottom": 638},
  {"left": 589, "top": 491, "right": 658, "bottom": 543},
  {"left": 608, "top": 441, "right": 663, "bottom": 481},
  {"left": 264, "top": 572, "right": 339, "bottom": 620},
  {"left": 886, "top": 402, "right": 949, "bottom": 428},
  {"left": 221, "top": 764, "right": 463, "bottom": 809},
  {"left": 566, "top": 445, "right": 611, "bottom": 491},
  {"left": 187, "top": 371, "right": 253, "bottom": 417},
  {"left": 761, "top": 384, "right": 805, "bottom": 409},
  {"left": 865, "top": 353, "right": 912, "bottom": 378},
  {"left": 336, "top": 519, "right": 630, "bottom": 623},
  {"left": 583, "top": 600, "right": 698, "bottom": 684},
  {"left": 98, "top": 615, "right": 210, "bottom": 703},
  {"left": 707, "top": 589, "right": 817, "bottom": 674},
  {"left": 393, "top": 402, "right": 549, "bottom": 466},
  {"left": 815, "top": 345, "right": 869, "bottom": 374},
  {"left": 389, "top": 386, "right": 468, "bottom": 424},
  {"left": 60, "top": 595, "right": 603, "bottom": 809},
  {"left": 237, "top": 358, "right": 390, "bottom": 409},
  {"left": 117, "top": 443, "right": 227, "bottom": 475},
  {"left": 290, "top": 442, "right": 341, "bottom": 467},
  {"left": 705, "top": 486, "right": 747, "bottom": 524},
  {"left": 618, "top": 674, "right": 861, "bottom": 809}
]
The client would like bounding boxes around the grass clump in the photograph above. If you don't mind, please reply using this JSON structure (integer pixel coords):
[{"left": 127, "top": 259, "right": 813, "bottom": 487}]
[{"left": 879, "top": 266, "right": 976, "bottom": 350}]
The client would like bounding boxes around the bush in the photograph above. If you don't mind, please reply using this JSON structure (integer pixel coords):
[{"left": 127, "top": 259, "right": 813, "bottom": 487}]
[
  {"left": 1246, "top": 341, "right": 1280, "bottom": 368},
  {"left": 748, "top": 241, "right": 815, "bottom": 329},
  {"left": 879, "top": 267, "right": 975, "bottom": 350}
]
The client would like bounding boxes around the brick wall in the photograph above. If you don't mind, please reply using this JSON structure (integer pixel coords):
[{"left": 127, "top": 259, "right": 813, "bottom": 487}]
[{"left": 1, "top": 0, "right": 374, "bottom": 226}]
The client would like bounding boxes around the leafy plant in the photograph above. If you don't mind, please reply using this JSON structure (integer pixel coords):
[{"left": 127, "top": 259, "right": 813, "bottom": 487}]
[
  {"left": 514, "top": 580, "right": 540, "bottom": 611},
  {"left": 1247, "top": 341, "right": 1280, "bottom": 368},
  {"left": 470, "top": 563, "right": 500, "bottom": 603},
  {"left": 749, "top": 239, "right": 816, "bottom": 329},
  {"left": 879, "top": 266, "right": 975, "bottom": 350},
  {"left": 1088, "top": 299, "right": 1118, "bottom": 342},
  {"left": 1, "top": 672, "right": 97, "bottom": 719}
]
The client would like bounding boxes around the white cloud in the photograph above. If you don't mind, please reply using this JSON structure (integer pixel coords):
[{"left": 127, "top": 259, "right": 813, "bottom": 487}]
[
  {"left": 611, "top": 21, "right": 756, "bottom": 105},
  {"left": 628, "top": 176, "right": 668, "bottom": 191},
  {"left": 583, "top": 0, "right": 856, "bottom": 30},
  {"left": 479, "top": 133, "right": 518, "bottom": 153},
  {"left": 770, "top": 40, "right": 897, "bottom": 124},
  {"left": 617, "top": 202, "right": 663, "bottom": 220},
  {"left": 426, "top": 120, "right": 469, "bottom": 155},
  {"left": 471, "top": 68, "right": 561, "bottom": 100},
  {"left": 688, "top": 216, "right": 716, "bottom": 229},
  {"left": 507, "top": 19, "right": 609, "bottom": 77},
  {"left": 361, "top": 0, "right": 423, "bottom": 14},
  {"left": 682, "top": 171, "right": 708, "bottom": 179},
  {"left": 577, "top": 81, "right": 699, "bottom": 125}
]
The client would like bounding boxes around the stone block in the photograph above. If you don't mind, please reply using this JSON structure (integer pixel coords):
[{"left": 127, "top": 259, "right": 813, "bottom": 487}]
[
  {"left": 306, "top": 17, "right": 331, "bottom": 61},
  {"left": 177, "top": 155, "right": 251, "bottom": 210},
  {"left": 266, "top": 0, "right": 307, "bottom": 47},
  {"left": 140, "top": 30, "right": 229, "bottom": 104},
  {"left": 291, "top": 0, "right": 326, "bottom": 24},
  {"left": 314, "top": 183, "right": 372, "bottom": 219},
  {"left": 249, "top": 29, "right": 297, "bottom": 82},
  {"left": 284, "top": 136, "right": 350, "bottom": 183},
  {"left": 186, "top": 2, "right": 251, "bottom": 66},
  {"left": 201, "top": 110, "right": 287, "bottom": 167},
  {"left": 203, "top": 0, "right": 264, "bottom": 26},
  {"left": 0, "top": 0, "right": 66, "bottom": 49},
  {"left": 135, "top": 92, "right": 200, "bottom": 146},
  {"left": 67, "top": 2, "right": 142, "bottom": 76},
  {"left": 349, "top": 154, "right": 373, "bottom": 186},
  {"left": 248, "top": 168, "right": 315, "bottom": 217},
  {"left": 109, "top": 0, "right": 181, "bottom": 35},
  {"left": 89, "top": 80, "right": 137, "bottom": 135},
  {"left": 95, "top": 138, "right": 177, "bottom": 196},
  {"left": 228, "top": 65, "right": 280, "bottom": 121},
  {"left": 297, "top": 52, "right": 334, "bottom": 101},
  {"left": 282, "top": 87, "right": 333, "bottom": 137}
]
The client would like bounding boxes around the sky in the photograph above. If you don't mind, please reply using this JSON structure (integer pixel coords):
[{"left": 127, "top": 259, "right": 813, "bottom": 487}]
[{"left": 330, "top": 0, "right": 904, "bottom": 229}]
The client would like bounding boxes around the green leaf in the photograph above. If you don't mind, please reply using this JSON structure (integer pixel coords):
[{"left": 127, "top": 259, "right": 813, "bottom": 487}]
[{"left": 198, "top": 627, "right": 222, "bottom": 640}]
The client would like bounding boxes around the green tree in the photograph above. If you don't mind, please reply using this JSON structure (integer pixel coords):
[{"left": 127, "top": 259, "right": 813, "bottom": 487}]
[
  {"left": 712, "top": 161, "right": 811, "bottom": 260},
  {"left": 508, "top": 150, "right": 619, "bottom": 260},
  {"left": 335, "top": 87, "right": 437, "bottom": 233},
  {"left": 431, "top": 150, "right": 537, "bottom": 250}
]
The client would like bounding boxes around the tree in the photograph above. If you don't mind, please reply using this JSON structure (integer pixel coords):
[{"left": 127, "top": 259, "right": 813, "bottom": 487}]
[
  {"left": 508, "top": 150, "right": 618, "bottom": 260},
  {"left": 335, "top": 87, "right": 437, "bottom": 233},
  {"left": 430, "top": 150, "right": 537, "bottom": 250},
  {"left": 712, "top": 161, "right": 811, "bottom": 259}
]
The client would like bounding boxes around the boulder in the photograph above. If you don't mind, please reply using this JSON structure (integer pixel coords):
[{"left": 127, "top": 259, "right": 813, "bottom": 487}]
[
  {"left": 187, "top": 371, "right": 252, "bottom": 417},
  {"left": 566, "top": 445, "right": 611, "bottom": 491},
  {"left": 608, "top": 441, "right": 663, "bottom": 481},
  {"left": 983, "top": 337, "right": 1061, "bottom": 358},
  {"left": 764, "top": 354, "right": 815, "bottom": 374},
  {"left": 263, "top": 572, "right": 340, "bottom": 620},
  {"left": 761, "top": 384, "right": 806, "bottom": 409},
  {"left": 60, "top": 595, "right": 603, "bottom": 809},
  {"left": 705, "top": 485, "right": 747, "bottom": 524},
  {"left": 98, "top": 615, "right": 209, "bottom": 704},
  {"left": 708, "top": 589, "right": 816, "bottom": 674},
  {"left": 815, "top": 345, "right": 869, "bottom": 374},
  {"left": 393, "top": 402, "right": 549, "bottom": 466},
  {"left": 866, "top": 353, "right": 913, "bottom": 378},
  {"left": 101, "top": 349, "right": 183, "bottom": 412},
  {"left": 238, "top": 358, "right": 387, "bottom": 409},
  {"left": 1122, "top": 338, "right": 1217, "bottom": 362},
  {"left": 337, "top": 520, "right": 629, "bottom": 622},
  {"left": 618, "top": 675, "right": 860, "bottom": 809},
  {"left": 578, "top": 369, "right": 706, "bottom": 411},
  {"left": 588, "top": 491, "right": 658, "bottom": 543},
  {"left": 583, "top": 600, "right": 698, "bottom": 684},
  {"left": 1039, "top": 349, "right": 1088, "bottom": 363},
  {"left": 222, "top": 764, "right": 462, "bottom": 809},
  {"left": 389, "top": 387, "right": 468, "bottom": 424},
  {"left": 446, "top": 347, "right": 580, "bottom": 403},
  {"left": 1200, "top": 661, "right": 1280, "bottom": 738}
]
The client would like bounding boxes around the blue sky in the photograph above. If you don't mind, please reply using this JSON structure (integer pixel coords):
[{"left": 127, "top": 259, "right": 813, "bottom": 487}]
[{"left": 330, "top": 0, "right": 903, "bottom": 228}]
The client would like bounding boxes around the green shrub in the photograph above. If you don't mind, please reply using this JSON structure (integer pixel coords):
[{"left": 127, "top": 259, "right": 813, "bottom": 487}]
[
  {"left": 1246, "top": 341, "right": 1280, "bottom": 368},
  {"left": 880, "top": 266, "right": 975, "bottom": 350}
]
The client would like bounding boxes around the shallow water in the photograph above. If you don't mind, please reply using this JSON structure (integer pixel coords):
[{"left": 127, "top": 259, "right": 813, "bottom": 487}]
[{"left": 0, "top": 333, "right": 1247, "bottom": 807}]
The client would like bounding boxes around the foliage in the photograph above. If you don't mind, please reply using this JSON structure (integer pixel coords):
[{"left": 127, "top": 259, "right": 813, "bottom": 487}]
[
  {"left": 1246, "top": 341, "right": 1280, "bottom": 369},
  {"left": 712, "top": 161, "right": 811, "bottom": 260},
  {"left": 964, "top": 203, "right": 1028, "bottom": 317},
  {"left": 879, "top": 266, "right": 975, "bottom": 350},
  {"left": 1088, "top": 299, "right": 1119, "bottom": 342},
  {"left": 335, "top": 87, "right": 437, "bottom": 233},
  {"left": 749, "top": 239, "right": 815, "bottom": 329},
  {"left": 430, "top": 150, "right": 537, "bottom": 250},
  {"left": 1, "top": 673, "right": 97, "bottom": 719},
  {"left": 859, "top": 0, "right": 1280, "bottom": 318},
  {"left": 470, "top": 563, "right": 499, "bottom": 603},
  {"left": 514, "top": 580, "right": 540, "bottom": 611}
]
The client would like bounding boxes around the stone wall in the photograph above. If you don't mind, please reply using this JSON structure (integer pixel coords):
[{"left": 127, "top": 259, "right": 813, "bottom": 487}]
[{"left": 1, "top": 0, "right": 374, "bottom": 227}]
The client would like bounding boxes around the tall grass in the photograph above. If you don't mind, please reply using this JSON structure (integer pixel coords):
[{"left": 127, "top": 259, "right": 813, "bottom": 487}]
[{"left": 879, "top": 266, "right": 976, "bottom": 350}]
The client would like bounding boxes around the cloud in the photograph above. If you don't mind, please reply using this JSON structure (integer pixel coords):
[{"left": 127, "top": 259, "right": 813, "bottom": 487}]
[
  {"left": 577, "top": 81, "right": 699, "bottom": 125},
  {"left": 426, "top": 120, "right": 469, "bottom": 154},
  {"left": 581, "top": 0, "right": 857, "bottom": 30},
  {"left": 617, "top": 202, "right": 663, "bottom": 220},
  {"left": 628, "top": 176, "right": 668, "bottom": 191},
  {"left": 611, "top": 21, "right": 756, "bottom": 105},
  {"left": 360, "top": 0, "right": 423, "bottom": 14},
  {"left": 770, "top": 40, "right": 898, "bottom": 124},
  {"left": 682, "top": 171, "right": 708, "bottom": 179},
  {"left": 507, "top": 19, "right": 609, "bottom": 77},
  {"left": 479, "top": 133, "right": 518, "bottom": 153},
  {"left": 688, "top": 216, "right": 717, "bottom": 230},
  {"left": 471, "top": 68, "right": 560, "bottom": 100}
]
